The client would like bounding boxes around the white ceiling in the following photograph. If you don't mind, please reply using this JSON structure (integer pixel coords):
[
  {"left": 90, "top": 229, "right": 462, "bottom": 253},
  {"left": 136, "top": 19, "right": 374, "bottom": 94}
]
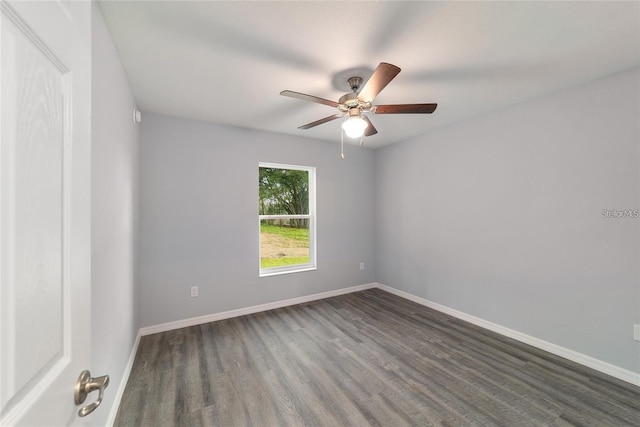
[{"left": 98, "top": 1, "right": 640, "bottom": 149}]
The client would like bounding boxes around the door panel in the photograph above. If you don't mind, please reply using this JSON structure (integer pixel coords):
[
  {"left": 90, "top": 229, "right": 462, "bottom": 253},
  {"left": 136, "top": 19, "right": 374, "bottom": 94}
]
[
  {"left": 4, "top": 7, "right": 65, "bottom": 403},
  {"left": 0, "top": 1, "right": 91, "bottom": 425}
]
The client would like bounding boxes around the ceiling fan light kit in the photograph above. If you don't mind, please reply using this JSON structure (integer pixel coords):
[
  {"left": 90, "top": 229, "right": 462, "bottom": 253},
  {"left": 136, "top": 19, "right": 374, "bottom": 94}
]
[
  {"left": 342, "top": 110, "right": 368, "bottom": 139},
  {"left": 280, "top": 62, "right": 437, "bottom": 158}
]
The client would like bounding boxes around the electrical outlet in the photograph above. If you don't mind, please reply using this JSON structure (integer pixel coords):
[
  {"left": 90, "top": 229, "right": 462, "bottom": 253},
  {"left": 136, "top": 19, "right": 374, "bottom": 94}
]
[
  {"left": 360, "top": 262, "right": 364, "bottom": 271},
  {"left": 190, "top": 286, "right": 199, "bottom": 298},
  {"left": 634, "top": 324, "right": 640, "bottom": 342}
]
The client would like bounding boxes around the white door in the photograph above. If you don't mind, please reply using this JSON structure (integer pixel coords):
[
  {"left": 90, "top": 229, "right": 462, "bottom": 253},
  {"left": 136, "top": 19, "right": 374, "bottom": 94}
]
[{"left": 0, "top": 0, "right": 93, "bottom": 425}]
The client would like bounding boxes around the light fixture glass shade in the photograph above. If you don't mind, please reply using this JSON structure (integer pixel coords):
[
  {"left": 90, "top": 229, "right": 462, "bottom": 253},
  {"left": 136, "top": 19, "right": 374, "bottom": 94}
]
[{"left": 341, "top": 116, "right": 367, "bottom": 138}]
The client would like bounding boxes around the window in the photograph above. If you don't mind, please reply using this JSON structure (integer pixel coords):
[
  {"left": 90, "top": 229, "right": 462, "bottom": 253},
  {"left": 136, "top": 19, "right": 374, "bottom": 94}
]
[{"left": 259, "top": 162, "right": 316, "bottom": 276}]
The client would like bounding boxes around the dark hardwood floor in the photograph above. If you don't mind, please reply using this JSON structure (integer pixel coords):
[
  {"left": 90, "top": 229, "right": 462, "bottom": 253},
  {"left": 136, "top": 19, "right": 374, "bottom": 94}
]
[{"left": 115, "top": 289, "right": 640, "bottom": 426}]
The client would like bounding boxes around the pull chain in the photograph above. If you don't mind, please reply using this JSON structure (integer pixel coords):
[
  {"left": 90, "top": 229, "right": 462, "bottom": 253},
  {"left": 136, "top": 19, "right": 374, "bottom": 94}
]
[{"left": 341, "top": 129, "right": 345, "bottom": 160}]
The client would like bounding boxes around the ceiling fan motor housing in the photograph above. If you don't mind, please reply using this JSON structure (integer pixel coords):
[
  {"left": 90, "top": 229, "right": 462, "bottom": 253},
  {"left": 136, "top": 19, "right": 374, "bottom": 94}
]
[{"left": 339, "top": 92, "right": 360, "bottom": 109}]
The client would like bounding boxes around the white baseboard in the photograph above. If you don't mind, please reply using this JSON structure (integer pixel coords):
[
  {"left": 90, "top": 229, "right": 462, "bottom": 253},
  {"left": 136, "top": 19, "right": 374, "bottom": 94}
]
[
  {"left": 375, "top": 282, "right": 640, "bottom": 387},
  {"left": 139, "top": 282, "right": 377, "bottom": 336},
  {"left": 106, "top": 330, "right": 142, "bottom": 427}
]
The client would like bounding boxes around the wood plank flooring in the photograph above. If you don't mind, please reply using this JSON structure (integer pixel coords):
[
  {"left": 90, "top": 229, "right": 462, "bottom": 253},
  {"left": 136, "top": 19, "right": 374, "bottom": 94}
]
[{"left": 115, "top": 289, "right": 640, "bottom": 426}]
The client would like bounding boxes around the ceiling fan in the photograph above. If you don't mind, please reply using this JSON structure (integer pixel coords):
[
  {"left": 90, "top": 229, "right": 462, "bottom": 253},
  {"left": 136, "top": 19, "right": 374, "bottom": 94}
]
[{"left": 280, "top": 62, "right": 437, "bottom": 157}]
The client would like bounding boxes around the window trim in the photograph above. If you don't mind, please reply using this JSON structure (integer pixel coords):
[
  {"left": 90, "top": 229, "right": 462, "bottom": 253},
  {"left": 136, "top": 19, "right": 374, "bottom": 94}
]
[{"left": 258, "top": 162, "right": 316, "bottom": 277}]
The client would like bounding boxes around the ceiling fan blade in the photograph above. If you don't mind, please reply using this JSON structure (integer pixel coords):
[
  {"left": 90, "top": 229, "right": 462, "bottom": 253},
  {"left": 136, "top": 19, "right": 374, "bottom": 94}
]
[
  {"left": 374, "top": 103, "right": 438, "bottom": 114},
  {"left": 357, "top": 62, "right": 401, "bottom": 103},
  {"left": 298, "top": 114, "right": 342, "bottom": 130},
  {"left": 363, "top": 116, "right": 378, "bottom": 137},
  {"left": 280, "top": 90, "right": 339, "bottom": 108}
]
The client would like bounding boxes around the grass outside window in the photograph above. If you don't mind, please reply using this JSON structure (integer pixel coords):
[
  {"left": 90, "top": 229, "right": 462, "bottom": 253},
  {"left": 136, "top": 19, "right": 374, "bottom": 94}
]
[{"left": 260, "top": 221, "right": 310, "bottom": 269}]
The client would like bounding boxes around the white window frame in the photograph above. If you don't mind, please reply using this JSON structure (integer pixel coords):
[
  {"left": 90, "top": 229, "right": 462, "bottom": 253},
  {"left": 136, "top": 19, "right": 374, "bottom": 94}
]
[{"left": 259, "top": 162, "right": 316, "bottom": 277}]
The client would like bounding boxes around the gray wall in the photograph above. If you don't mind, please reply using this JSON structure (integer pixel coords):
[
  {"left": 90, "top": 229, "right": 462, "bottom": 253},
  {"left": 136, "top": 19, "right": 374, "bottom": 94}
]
[
  {"left": 375, "top": 68, "right": 640, "bottom": 373},
  {"left": 138, "top": 114, "right": 376, "bottom": 327},
  {"left": 91, "top": 4, "right": 139, "bottom": 424}
]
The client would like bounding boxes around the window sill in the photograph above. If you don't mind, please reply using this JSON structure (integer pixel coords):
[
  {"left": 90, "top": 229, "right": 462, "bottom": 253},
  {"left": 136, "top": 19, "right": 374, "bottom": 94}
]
[{"left": 259, "top": 266, "right": 317, "bottom": 278}]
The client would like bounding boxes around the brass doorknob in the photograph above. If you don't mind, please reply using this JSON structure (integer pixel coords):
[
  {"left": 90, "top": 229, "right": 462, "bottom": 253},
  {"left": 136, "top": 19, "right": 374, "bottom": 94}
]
[{"left": 74, "top": 370, "right": 110, "bottom": 417}]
